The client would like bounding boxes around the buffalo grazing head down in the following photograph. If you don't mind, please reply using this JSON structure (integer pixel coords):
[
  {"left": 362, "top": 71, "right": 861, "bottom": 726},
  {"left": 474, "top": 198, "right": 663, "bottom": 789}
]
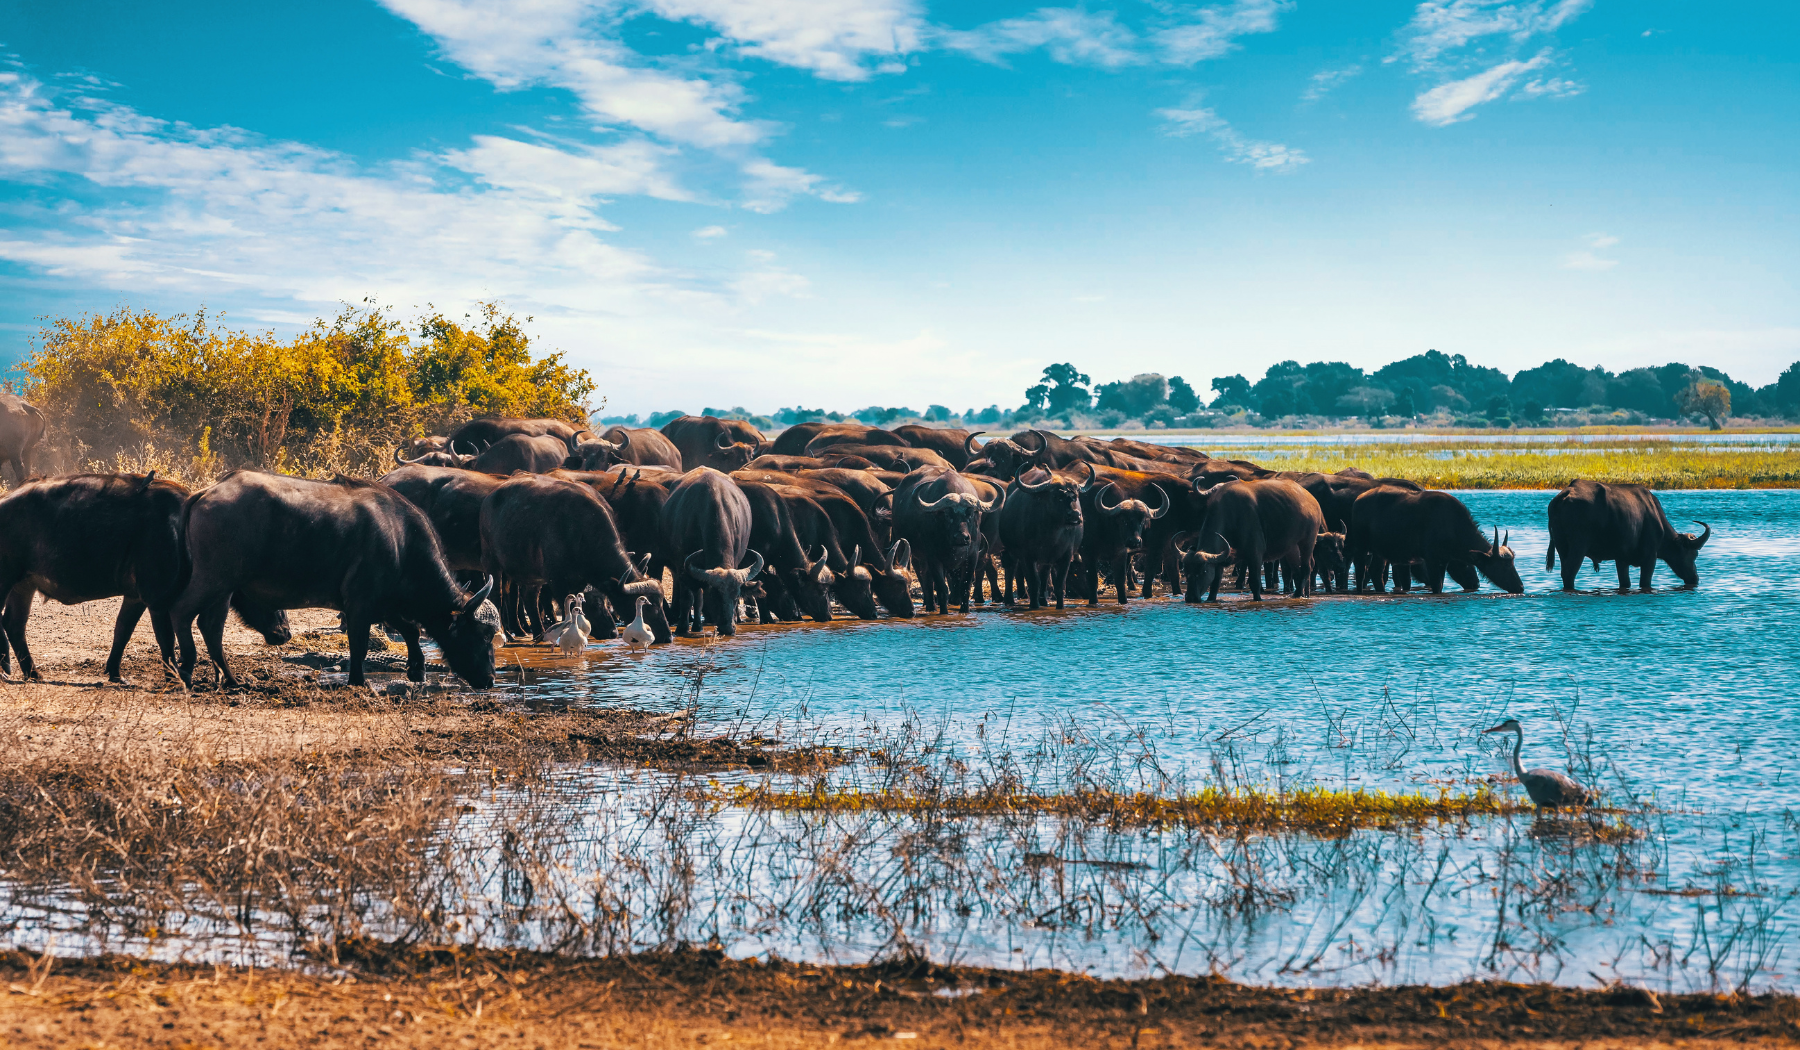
[
  {"left": 1665, "top": 520, "right": 1711, "bottom": 587},
  {"left": 437, "top": 576, "right": 499, "bottom": 688},
  {"left": 685, "top": 548, "right": 764, "bottom": 635},
  {"left": 1470, "top": 527, "right": 1525, "bottom": 594},
  {"left": 1176, "top": 538, "right": 1237, "bottom": 602}
]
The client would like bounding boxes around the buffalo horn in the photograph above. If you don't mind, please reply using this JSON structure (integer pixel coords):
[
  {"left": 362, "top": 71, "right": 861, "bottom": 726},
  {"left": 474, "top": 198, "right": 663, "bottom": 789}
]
[
  {"left": 738, "top": 549, "right": 763, "bottom": 582},
  {"left": 976, "top": 486, "right": 1000, "bottom": 512},
  {"left": 1146, "top": 482, "right": 1170, "bottom": 519},
  {"left": 614, "top": 429, "right": 631, "bottom": 452},
  {"left": 888, "top": 538, "right": 912, "bottom": 570},
  {"left": 394, "top": 447, "right": 408, "bottom": 465},
  {"left": 1096, "top": 481, "right": 1122, "bottom": 513},
  {"left": 964, "top": 431, "right": 985, "bottom": 459},
  {"left": 1019, "top": 430, "right": 1045, "bottom": 451},
  {"left": 1690, "top": 520, "right": 1712, "bottom": 548},
  {"left": 716, "top": 431, "right": 734, "bottom": 450},
  {"left": 1016, "top": 468, "right": 1053, "bottom": 491},
  {"left": 685, "top": 550, "right": 711, "bottom": 583},
  {"left": 808, "top": 546, "right": 832, "bottom": 581},
  {"left": 1492, "top": 526, "right": 1500, "bottom": 551},
  {"left": 463, "top": 575, "right": 495, "bottom": 612},
  {"left": 917, "top": 489, "right": 955, "bottom": 510},
  {"left": 1079, "top": 461, "right": 1098, "bottom": 491},
  {"left": 622, "top": 578, "right": 662, "bottom": 599}
]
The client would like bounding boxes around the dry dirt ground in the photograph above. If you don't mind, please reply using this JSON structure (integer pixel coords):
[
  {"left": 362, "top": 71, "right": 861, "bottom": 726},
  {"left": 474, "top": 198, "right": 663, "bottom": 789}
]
[{"left": 4, "top": 948, "right": 1797, "bottom": 1050}]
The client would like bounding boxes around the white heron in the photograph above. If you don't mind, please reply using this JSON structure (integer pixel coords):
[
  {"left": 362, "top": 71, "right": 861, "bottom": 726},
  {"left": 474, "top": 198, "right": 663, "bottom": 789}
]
[
  {"left": 623, "top": 595, "right": 655, "bottom": 652},
  {"left": 546, "top": 592, "right": 591, "bottom": 657},
  {"left": 1484, "top": 718, "right": 1592, "bottom": 808}
]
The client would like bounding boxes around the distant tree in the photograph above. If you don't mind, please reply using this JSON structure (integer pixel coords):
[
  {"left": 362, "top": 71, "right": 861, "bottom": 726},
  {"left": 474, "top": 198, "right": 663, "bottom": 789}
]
[
  {"left": 1167, "top": 376, "right": 1199, "bottom": 414},
  {"left": 973, "top": 404, "right": 1003, "bottom": 424},
  {"left": 1023, "top": 363, "right": 1092, "bottom": 417},
  {"left": 1393, "top": 387, "right": 1417, "bottom": 417},
  {"left": 1777, "top": 362, "right": 1800, "bottom": 417},
  {"left": 1519, "top": 399, "right": 1546, "bottom": 423},
  {"left": 1094, "top": 373, "right": 1168, "bottom": 417},
  {"left": 646, "top": 409, "right": 685, "bottom": 428},
  {"left": 1251, "top": 361, "right": 1305, "bottom": 417},
  {"left": 1674, "top": 373, "right": 1731, "bottom": 430},
  {"left": 1511, "top": 358, "right": 1610, "bottom": 410},
  {"left": 1485, "top": 394, "right": 1511, "bottom": 419},
  {"left": 925, "top": 404, "right": 951, "bottom": 422},
  {"left": 1209, "top": 374, "right": 1251, "bottom": 409},
  {"left": 1336, "top": 386, "right": 1394, "bottom": 416},
  {"left": 1606, "top": 369, "right": 1667, "bottom": 415},
  {"left": 1372, "top": 349, "right": 1508, "bottom": 411}
]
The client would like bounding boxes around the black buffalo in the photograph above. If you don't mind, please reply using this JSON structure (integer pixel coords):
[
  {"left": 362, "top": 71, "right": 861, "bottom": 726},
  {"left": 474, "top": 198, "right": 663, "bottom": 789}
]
[
  {"left": 662, "top": 416, "right": 763, "bottom": 472},
  {"left": 468, "top": 432, "right": 580, "bottom": 475},
  {"left": 0, "top": 473, "right": 288, "bottom": 682},
  {"left": 172, "top": 472, "right": 497, "bottom": 688},
  {"left": 444, "top": 416, "right": 585, "bottom": 454},
  {"left": 998, "top": 466, "right": 1086, "bottom": 609},
  {"left": 1180, "top": 478, "right": 1324, "bottom": 601},
  {"left": 660, "top": 468, "right": 763, "bottom": 635},
  {"left": 891, "top": 425, "right": 977, "bottom": 469},
  {"left": 1546, "top": 479, "right": 1710, "bottom": 590},
  {"left": 1348, "top": 485, "right": 1524, "bottom": 594},
  {"left": 892, "top": 466, "right": 997, "bottom": 614},
  {"left": 1079, "top": 477, "right": 1170, "bottom": 604},
  {"left": 598, "top": 426, "right": 685, "bottom": 469},
  {"left": 479, "top": 474, "right": 671, "bottom": 642},
  {"left": 376, "top": 464, "right": 507, "bottom": 572},
  {"left": 0, "top": 392, "right": 47, "bottom": 487},
  {"left": 739, "top": 480, "right": 835, "bottom": 622}
]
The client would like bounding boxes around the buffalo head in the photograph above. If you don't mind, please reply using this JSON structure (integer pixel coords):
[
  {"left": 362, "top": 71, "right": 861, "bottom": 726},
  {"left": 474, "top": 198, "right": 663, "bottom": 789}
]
[
  {"left": 787, "top": 545, "right": 836, "bottom": 623},
  {"left": 565, "top": 429, "right": 630, "bottom": 471},
  {"left": 436, "top": 576, "right": 499, "bottom": 687},
  {"left": 1176, "top": 538, "right": 1237, "bottom": 602},
  {"left": 839, "top": 540, "right": 912, "bottom": 619},
  {"left": 1468, "top": 526, "right": 1525, "bottom": 594},
  {"left": 1313, "top": 531, "right": 1347, "bottom": 592},
  {"left": 685, "top": 548, "right": 764, "bottom": 635},
  {"left": 1094, "top": 480, "right": 1168, "bottom": 551},
  {"left": 1663, "top": 519, "right": 1711, "bottom": 587},
  {"left": 1013, "top": 466, "right": 1084, "bottom": 526},
  {"left": 916, "top": 486, "right": 999, "bottom": 550},
  {"left": 714, "top": 429, "right": 758, "bottom": 470},
  {"left": 396, "top": 446, "right": 476, "bottom": 469}
]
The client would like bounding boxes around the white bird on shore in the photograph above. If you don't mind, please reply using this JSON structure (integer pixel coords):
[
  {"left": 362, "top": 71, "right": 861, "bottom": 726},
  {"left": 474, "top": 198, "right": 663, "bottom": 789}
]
[
  {"left": 547, "top": 593, "right": 591, "bottom": 657},
  {"left": 623, "top": 595, "right": 655, "bottom": 652}
]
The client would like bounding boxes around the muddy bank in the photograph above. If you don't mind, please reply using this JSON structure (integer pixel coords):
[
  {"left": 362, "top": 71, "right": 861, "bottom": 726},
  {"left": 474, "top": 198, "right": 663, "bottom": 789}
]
[{"left": 3, "top": 948, "right": 1796, "bottom": 1049}]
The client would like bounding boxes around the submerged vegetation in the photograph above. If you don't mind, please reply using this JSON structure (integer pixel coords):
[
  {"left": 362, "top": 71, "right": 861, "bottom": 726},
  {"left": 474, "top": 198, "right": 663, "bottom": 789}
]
[{"left": 706, "top": 783, "right": 1534, "bottom": 833}]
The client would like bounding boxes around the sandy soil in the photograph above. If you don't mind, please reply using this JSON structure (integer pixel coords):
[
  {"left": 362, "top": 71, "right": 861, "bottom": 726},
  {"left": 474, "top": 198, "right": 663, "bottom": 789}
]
[{"left": 4, "top": 949, "right": 1796, "bottom": 1049}]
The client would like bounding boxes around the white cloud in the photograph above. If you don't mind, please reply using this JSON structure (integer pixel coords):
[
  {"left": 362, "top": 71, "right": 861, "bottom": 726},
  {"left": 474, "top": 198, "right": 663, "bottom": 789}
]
[
  {"left": 444, "top": 134, "right": 692, "bottom": 207},
  {"left": 1562, "top": 232, "right": 1619, "bottom": 270},
  {"left": 739, "top": 158, "right": 861, "bottom": 214},
  {"left": 1153, "top": 0, "right": 1288, "bottom": 65},
  {"left": 1515, "top": 75, "right": 1584, "bottom": 99},
  {"left": 1391, "top": 0, "right": 1590, "bottom": 70},
  {"left": 1410, "top": 50, "right": 1549, "bottom": 125},
  {"left": 692, "top": 224, "right": 729, "bottom": 239},
  {"left": 1156, "top": 104, "right": 1308, "bottom": 171},
  {"left": 1302, "top": 64, "right": 1362, "bottom": 101},
  {"left": 642, "top": 0, "right": 926, "bottom": 81},
  {"left": 938, "top": 8, "right": 1140, "bottom": 68}
]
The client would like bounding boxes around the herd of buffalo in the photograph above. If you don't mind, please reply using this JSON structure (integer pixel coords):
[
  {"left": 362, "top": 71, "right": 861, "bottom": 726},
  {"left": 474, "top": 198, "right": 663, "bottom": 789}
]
[{"left": 0, "top": 410, "right": 1714, "bottom": 691}]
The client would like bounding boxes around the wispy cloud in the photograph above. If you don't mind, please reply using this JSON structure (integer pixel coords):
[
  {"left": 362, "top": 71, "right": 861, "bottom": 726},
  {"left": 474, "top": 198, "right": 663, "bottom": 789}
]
[
  {"left": 938, "top": 8, "right": 1140, "bottom": 69},
  {"left": 1392, "top": 0, "right": 1591, "bottom": 125},
  {"left": 1156, "top": 105, "right": 1308, "bottom": 171},
  {"left": 1562, "top": 231, "right": 1619, "bottom": 270},
  {"left": 641, "top": 0, "right": 925, "bottom": 81},
  {"left": 1302, "top": 64, "right": 1362, "bottom": 101},
  {"left": 1152, "top": 0, "right": 1288, "bottom": 65},
  {"left": 1411, "top": 50, "right": 1550, "bottom": 125},
  {"left": 692, "top": 225, "right": 729, "bottom": 239}
]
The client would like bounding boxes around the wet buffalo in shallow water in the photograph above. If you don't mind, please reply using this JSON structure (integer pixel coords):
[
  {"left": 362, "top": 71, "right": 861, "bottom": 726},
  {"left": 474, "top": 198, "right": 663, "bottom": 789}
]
[
  {"left": 1349, "top": 484, "right": 1524, "bottom": 595},
  {"left": 660, "top": 468, "right": 762, "bottom": 635},
  {"left": 892, "top": 466, "right": 997, "bottom": 614},
  {"left": 173, "top": 472, "right": 496, "bottom": 688},
  {"left": 1078, "top": 476, "right": 1169, "bottom": 605},
  {"left": 1547, "top": 479, "right": 1710, "bottom": 591},
  {"left": 999, "top": 465, "right": 1087, "bottom": 609},
  {"left": 0, "top": 473, "right": 288, "bottom": 682},
  {"left": 1180, "top": 478, "right": 1324, "bottom": 601},
  {"left": 739, "top": 480, "right": 835, "bottom": 623}
]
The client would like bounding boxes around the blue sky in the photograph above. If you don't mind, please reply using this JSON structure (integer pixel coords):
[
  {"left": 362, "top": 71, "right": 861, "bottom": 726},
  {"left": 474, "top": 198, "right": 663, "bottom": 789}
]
[{"left": 1, "top": 0, "right": 1794, "bottom": 414}]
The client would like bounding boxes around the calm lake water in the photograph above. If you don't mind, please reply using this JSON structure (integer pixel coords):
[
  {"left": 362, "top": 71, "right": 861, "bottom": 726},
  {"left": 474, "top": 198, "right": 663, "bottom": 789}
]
[{"left": 496, "top": 488, "right": 1800, "bottom": 990}]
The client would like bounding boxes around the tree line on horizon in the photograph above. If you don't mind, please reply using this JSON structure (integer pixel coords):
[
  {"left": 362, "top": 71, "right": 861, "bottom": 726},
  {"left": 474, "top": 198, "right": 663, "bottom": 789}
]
[{"left": 603, "top": 349, "right": 1800, "bottom": 433}]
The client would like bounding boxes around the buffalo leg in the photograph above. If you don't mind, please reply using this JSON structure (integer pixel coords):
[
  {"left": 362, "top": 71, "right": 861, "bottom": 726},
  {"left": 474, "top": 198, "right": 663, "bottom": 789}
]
[
  {"left": 1115, "top": 553, "right": 1131, "bottom": 604},
  {"left": 955, "top": 555, "right": 973, "bottom": 614},
  {"left": 148, "top": 607, "right": 177, "bottom": 677},
  {"left": 1559, "top": 543, "right": 1584, "bottom": 591},
  {"left": 105, "top": 598, "right": 152, "bottom": 682},
  {"left": 1, "top": 585, "right": 35, "bottom": 680},
  {"left": 1053, "top": 558, "right": 1070, "bottom": 610},
  {"left": 196, "top": 598, "right": 235, "bottom": 687},
  {"left": 1640, "top": 560, "right": 1656, "bottom": 591},
  {"left": 1423, "top": 560, "right": 1447, "bottom": 594},
  {"left": 392, "top": 621, "right": 426, "bottom": 682},
  {"left": 344, "top": 617, "right": 371, "bottom": 687},
  {"left": 1615, "top": 560, "right": 1633, "bottom": 592}
]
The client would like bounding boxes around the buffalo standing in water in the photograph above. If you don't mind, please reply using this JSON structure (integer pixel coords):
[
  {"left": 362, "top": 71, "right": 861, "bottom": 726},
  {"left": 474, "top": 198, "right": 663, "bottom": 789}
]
[
  {"left": 998, "top": 465, "right": 1087, "bottom": 609},
  {"left": 1546, "top": 479, "right": 1710, "bottom": 591},
  {"left": 1348, "top": 484, "right": 1524, "bottom": 594},
  {"left": 1180, "top": 478, "right": 1324, "bottom": 602},
  {"left": 173, "top": 472, "right": 497, "bottom": 688},
  {"left": 661, "top": 467, "right": 763, "bottom": 635}
]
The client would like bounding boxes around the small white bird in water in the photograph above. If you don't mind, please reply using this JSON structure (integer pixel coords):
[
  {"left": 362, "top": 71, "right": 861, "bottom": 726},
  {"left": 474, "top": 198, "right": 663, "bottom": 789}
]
[
  {"left": 547, "top": 592, "right": 591, "bottom": 657},
  {"left": 1484, "top": 718, "right": 1592, "bottom": 809},
  {"left": 623, "top": 595, "right": 655, "bottom": 652}
]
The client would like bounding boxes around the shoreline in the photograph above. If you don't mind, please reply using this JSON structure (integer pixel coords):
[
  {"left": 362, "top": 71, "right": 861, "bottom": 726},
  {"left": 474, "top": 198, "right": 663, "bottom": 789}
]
[{"left": 4, "top": 948, "right": 1795, "bottom": 1049}]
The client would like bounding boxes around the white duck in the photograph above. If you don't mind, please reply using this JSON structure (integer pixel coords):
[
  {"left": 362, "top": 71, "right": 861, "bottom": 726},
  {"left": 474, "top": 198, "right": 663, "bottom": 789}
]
[
  {"left": 623, "top": 595, "right": 655, "bottom": 652},
  {"left": 546, "top": 592, "right": 591, "bottom": 657}
]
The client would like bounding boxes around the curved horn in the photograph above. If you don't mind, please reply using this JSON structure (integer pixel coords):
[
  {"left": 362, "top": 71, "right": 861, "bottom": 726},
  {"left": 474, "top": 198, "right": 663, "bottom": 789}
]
[
  {"left": 850, "top": 544, "right": 862, "bottom": 569},
  {"left": 1690, "top": 520, "right": 1712, "bottom": 548},
  {"left": 685, "top": 550, "right": 712, "bottom": 583},
  {"left": 613, "top": 429, "right": 630, "bottom": 452},
  {"left": 462, "top": 575, "right": 495, "bottom": 612},
  {"left": 917, "top": 489, "right": 956, "bottom": 510},
  {"left": 395, "top": 447, "right": 409, "bottom": 465},
  {"left": 716, "top": 430, "right": 734, "bottom": 450},
  {"left": 808, "top": 546, "right": 833, "bottom": 581},
  {"left": 888, "top": 538, "right": 912, "bottom": 570},
  {"left": 976, "top": 486, "right": 1001, "bottom": 512},
  {"left": 1492, "top": 526, "right": 1499, "bottom": 551},
  {"left": 565, "top": 431, "right": 582, "bottom": 454},
  {"left": 737, "top": 549, "right": 764, "bottom": 582},
  {"left": 1016, "top": 468, "right": 1053, "bottom": 491},
  {"left": 1096, "top": 481, "right": 1122, "bottom": 513},
  {"left": 1079, "top": 461, "right": 1098, "bottom": 492},
  {"left": 1146, "top": 482, "right": 1170, "bottom": 519},
  {"left": 964, "top": 431, "right": 985, "bottom": 458},
  {"left": 1019, "top": 430, "right": 1045, "bottom": 451}
]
